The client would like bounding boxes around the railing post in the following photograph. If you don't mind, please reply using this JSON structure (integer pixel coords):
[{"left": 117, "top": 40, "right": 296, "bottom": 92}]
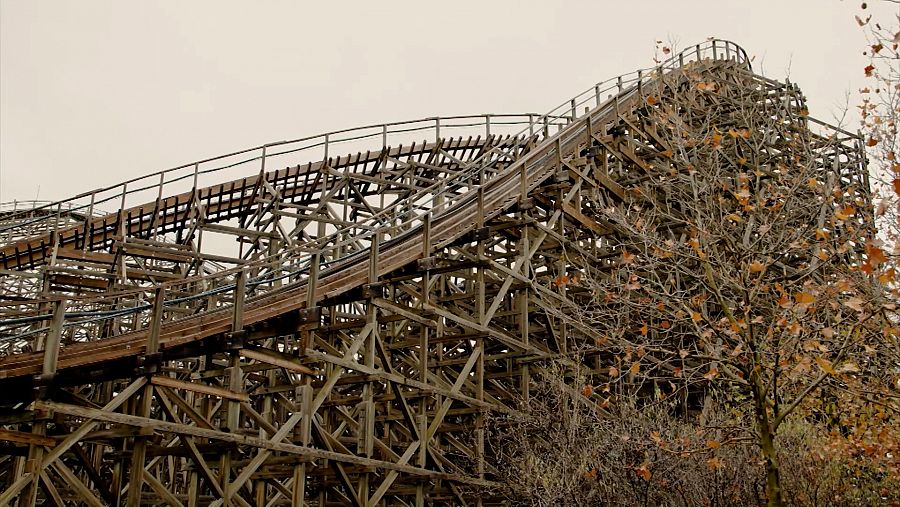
[
  {"left": 520, "top": 160, "right": 528, "bottom": 200},
  {"left": 712, "top": 40, "right": 718, "bottom": 60},
  {"left": 154, "top": 172, "right": 165, "bottom": 239},
  {"left": 307, "top": 252, "right": 320, "bottom": 308},
  {"left": 570, "top": 99, "right": 577, "bottom": 122},
  {"left": 595, "top": 84, "right": 601, "bottom": 107},
  {"left": 435, "top": 117, "right": 441, "bottom": 145},
  {"left": 485, "top": 114, "right": 491, "bottom": 138},
  {"left": 323, "top": 135, "right": 329, "bottom": 162},
  {"left": 82, "top": 191, "right": 95, "bottom": 251},
  {"left": 41, "top": 299, "right": 66, "bottom": 381},
  {"left": 119, "top": 183, "right": 128, "bottom": 213},
  {"left": 382, "top": 124, "right": 388, "bottom": 149},
  {"left": 368, "top": 232, "right": 380, "bottom": 284},
  {"left": 118, "top": 183, "right": 128, "bottom": 255},
  {"left": 232, "top": 269, "right": 246, "bottom": 333},
  {"left": 422, "top": 214, "right": 431, "bottom": 257},
  {"left": 147, "top": 287, "right": 164, "bottom": 356},
  {"left": 260, "top": 144, "right": 267, "bottom": 173}
]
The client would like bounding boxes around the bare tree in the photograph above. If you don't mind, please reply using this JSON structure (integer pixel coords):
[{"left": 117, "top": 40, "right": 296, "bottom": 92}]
[{"left": 492, "top": 57, "right": 899, "bottom": 507}]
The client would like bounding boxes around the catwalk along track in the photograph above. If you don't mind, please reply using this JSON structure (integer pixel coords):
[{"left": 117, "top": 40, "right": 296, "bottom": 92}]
[{"left": 0, "top": 40, "right": 870, "bottom": 506}]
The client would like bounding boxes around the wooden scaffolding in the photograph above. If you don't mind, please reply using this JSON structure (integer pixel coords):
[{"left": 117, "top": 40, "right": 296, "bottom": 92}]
[{"left": 0, "top": 40, "right": 870, "bottom": 506}]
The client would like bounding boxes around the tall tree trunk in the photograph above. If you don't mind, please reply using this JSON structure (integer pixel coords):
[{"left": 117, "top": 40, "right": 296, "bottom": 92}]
[{"left": 752, "top": 378, "right": 784, "bottom": 507}]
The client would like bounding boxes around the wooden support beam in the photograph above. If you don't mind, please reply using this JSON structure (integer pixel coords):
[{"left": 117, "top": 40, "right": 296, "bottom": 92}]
[{"left": 151, "top": 375, "right": 250, "bottom": 402}]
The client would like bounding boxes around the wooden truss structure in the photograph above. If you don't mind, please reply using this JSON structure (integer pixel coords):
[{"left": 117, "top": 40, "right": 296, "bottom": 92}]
[{"left": 0, "top": 40, "right": 870, "bottom": 506}]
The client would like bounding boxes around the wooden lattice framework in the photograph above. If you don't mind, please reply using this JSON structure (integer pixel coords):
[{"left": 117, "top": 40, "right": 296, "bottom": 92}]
[{"left": 0, "top": 40, "right": 870, "bottom": 506}]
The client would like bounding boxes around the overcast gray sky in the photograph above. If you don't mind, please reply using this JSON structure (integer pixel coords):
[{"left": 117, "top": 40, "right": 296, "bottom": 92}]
[{"left": 0, "top": 0, "right": 886, "bottom": 204}]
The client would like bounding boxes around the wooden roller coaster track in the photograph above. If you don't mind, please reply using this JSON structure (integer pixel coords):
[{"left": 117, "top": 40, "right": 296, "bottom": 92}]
[{"left": 0, "top": 40, "right": 871, "bottom": 506}]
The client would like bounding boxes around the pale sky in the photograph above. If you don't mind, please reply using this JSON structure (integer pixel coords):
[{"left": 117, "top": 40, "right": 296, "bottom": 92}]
[{"left": 0, "top": 0, "right": 888, "bottom": 204}]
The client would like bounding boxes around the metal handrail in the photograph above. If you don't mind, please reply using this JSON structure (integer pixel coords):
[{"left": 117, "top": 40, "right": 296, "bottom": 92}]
[{"left": 0, "top": 39, "right": 749, "bottom": 236}]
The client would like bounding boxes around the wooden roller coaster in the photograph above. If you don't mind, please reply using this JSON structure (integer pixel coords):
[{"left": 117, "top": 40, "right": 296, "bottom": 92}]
[{"left": 0, "top": 40, "right": 871, "bottom": 506}]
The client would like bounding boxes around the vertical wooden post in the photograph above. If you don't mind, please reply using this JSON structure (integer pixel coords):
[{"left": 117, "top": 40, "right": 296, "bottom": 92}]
[
  {"left": 20, "top": 299, "right": 66, "bottom": 507},
  {"left": 126, "top": 287, "right": 163, "bottom": 507},
  {"left": 292, "top": 384, "right": 313, "bottom": 506},
  {"left": 417, "top": 217, "right": 431, "bottom": 506},
  {"left": 222, "top": 270, "right": 246, "bottom": 506},
  {"left": 358, "top": 233, "right": 381, "bottom": 505}
]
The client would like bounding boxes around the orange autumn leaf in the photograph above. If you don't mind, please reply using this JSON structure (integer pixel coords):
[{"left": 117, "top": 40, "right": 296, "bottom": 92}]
[
  {"left": 553, "top": 275, "right": 570, "bottom": 287},
  {"left": 646, "top": 95, "right": 659, "bottom": 105},
  {"left": 635, "top": 465, "right": 652, "bottom": 481},
  {"left": 864, "top": 64, "right": 875, "bottom": 76},
  {"left": 608, "top": 366, "right": 619, "bottom": 377},
  {"left": 861, "top": 260, "right": 877, "bottom": 275},
  {"left": 749, "top": 260, "right": 766, "bottom": 273},
  {"left": 703, "top": 367, "right": 719, "bottom": 380},
  {"left": 660, "top": 320, "right": 671, "bottom": 329},
  {"left": 582, "top": 384, "right": 594, "bottom": 397},
  {"left": 706, "top": 439, "right": 721, "bottom": 449},
  {"left": 866, "top": 243, "right": 888, "bottom": 267},
  {"left": 622, "top": 251, "right": 636, "bottom": 264},
  {"left": 795, "top": 292, "right": 815, "bottom": 304},
  {"left": 640, "top": 323, "right": 649, "bottom": 336},
  {"left": 867, "top": 137, "right": 879, "bottom": 147},
  {"left": 630, "top": 361, "right": 641, "bottom": 375},
  {"left": 833, "top": 206, "right": 855, "bottom": 220},
  {"left": 893, "top": 178, "right": 900, "bottom": 197},
  {"left": 691, "top": 312, "right": 703, "bottom": 322},
  {"left": 815, "top": 357, "right": 837, "bottom": 375}
]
